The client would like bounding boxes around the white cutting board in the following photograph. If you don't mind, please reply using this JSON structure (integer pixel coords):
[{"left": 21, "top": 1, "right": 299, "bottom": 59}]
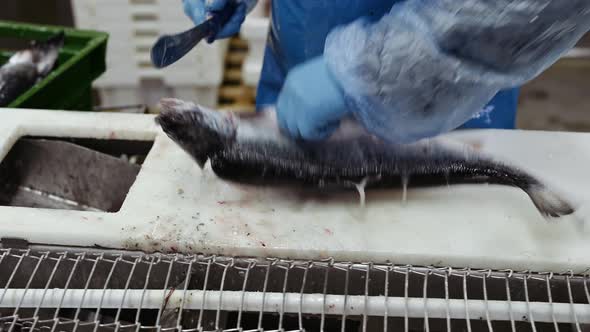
[{"left": 0, "top": 108, "right": 588, "bottom": 273}]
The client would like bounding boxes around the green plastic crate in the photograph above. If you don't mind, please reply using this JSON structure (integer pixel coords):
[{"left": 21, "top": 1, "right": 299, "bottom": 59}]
[{"left": 0, "top": 21, "right": 108, "bottom": 111}]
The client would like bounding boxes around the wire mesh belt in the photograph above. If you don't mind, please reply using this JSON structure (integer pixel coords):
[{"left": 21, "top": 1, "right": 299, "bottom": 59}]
[{"left": 0, "top": 249, "right": 588, "bottom": 332}]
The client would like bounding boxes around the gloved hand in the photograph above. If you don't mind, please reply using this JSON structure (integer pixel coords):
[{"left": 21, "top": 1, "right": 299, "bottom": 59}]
[
  {"left": 182, "top": 0, "right": 250, "bottom": 40},
  {"left": 276, "top": 56, "right": 349, "bottom": 141}
]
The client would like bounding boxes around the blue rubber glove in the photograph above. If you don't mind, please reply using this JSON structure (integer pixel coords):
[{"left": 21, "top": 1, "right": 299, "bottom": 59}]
[
  {"left": 276, "top": 56, "right": 349, "bottom": 141},
  {"left": 183, "top": 0, "right": 252, "bottom": 40}
]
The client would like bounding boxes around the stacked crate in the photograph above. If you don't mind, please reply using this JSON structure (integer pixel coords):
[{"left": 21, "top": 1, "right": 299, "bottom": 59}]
[
  {"left": 71, "top": 0, "right": 229, "bottom": 110},
  {"left": 211, "top": 0, "right": 270, "bottom": 112},
  {"left": 217, "top": 37, "right": 256, "bottom": 112},
  {"left": 239, "top": 0, "right": 270, "bottom": 88}
]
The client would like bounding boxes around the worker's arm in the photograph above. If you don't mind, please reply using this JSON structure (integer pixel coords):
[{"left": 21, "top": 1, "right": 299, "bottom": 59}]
[
  {"left": 183, "top": 0, "right": 258, "bottom": 40},
  {"left": 278, "top": 0, "right": 590, "bottom": 143}
]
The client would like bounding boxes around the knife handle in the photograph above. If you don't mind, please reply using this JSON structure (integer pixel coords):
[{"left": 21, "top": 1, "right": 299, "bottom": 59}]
[{"left": 206, "top": 1, "right": 239, "bottom": 43}]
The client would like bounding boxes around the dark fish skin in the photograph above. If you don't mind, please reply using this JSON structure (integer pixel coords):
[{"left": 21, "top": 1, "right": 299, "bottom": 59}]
[
  {"left": 156, "top": 98, "right": 575, "bottom": 219},
  {"left": 0, "top": 32, "right": 65, "bottom": 107}
]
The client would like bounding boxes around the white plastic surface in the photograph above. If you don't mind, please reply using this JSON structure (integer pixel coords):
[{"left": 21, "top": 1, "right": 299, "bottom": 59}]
[{"left": 0, "top": 108, "right": 589, "bottom": 273}]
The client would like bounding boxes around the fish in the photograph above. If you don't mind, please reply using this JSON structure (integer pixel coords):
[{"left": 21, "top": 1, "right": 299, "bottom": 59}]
[
  {"left": 0, "top": 32, "right": 65, "bottom": 107},
  {"left": 155, "top": 98, "right": 575, "bottom": 219}
]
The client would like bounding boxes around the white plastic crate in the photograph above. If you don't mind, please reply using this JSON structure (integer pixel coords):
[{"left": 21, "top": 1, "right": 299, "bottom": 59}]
[
  {"left": 96, "top": 84, "right": 219, "bottom": 112},
  {"left": 71, "top": 0, "right": 229, "bottom": 108},
  {"left": 240, "top": 0, "right": 270, "bottom": 87}
]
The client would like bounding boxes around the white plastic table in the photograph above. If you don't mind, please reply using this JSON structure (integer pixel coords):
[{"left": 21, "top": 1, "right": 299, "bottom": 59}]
[{"left": 0, "top": 108, "right": 588, "bottom": 273}]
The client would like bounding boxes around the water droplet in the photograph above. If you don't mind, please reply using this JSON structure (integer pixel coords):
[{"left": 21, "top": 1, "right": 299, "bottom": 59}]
[
  {"left": 401, "top": 174, "right": 409, "bottom": 205},
  {"left": 354, "top": 178, "right": 368, "bottom": 207}
]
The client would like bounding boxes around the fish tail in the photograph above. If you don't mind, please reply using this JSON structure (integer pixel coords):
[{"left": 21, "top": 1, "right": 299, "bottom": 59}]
[
  {"left": 458, "top": 160, "right": 576, "bottom": 219},
  {"left": 493, "top": 165, "right": 575, "bottom": 219},
  {"left": 44, "top": 31, "right": 66, "bottom": 49},
  {"left": 31, "top": 31, "right": 65, "bottom": 50},
  {"left": 29, "top": 31, "right": 65, "bottom": 76},
  {"left": 521, "top": 183, "right": 576, "bottom": 219}
]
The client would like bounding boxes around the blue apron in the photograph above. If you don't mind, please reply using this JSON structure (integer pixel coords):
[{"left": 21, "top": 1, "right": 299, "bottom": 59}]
[{"left": 255, "top": 1, "right": 519, "bottom": 130}]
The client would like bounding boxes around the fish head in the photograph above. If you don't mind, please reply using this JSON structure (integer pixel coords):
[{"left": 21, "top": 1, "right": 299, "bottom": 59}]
[
  {"left": 156, "top": 98, "right": 237, "bottom": 168},
  {"left": 9, "top": 31, "right": 65, "bottom": 77}
]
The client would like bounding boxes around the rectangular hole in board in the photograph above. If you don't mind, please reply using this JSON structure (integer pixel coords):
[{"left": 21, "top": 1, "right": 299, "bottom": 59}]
[
  {"left": 137, "top": 60, "right": 154, "bottom": 68},
  {"left": 134, "top": 30, "right": 159, "bottom": 38},
  {"left": 132, "top": 13, "right": 158, "bottom": 22},
  {"left": 0, "top": 137, "right": 154, "bottom": 213},
  {"left": 135, "top": 45, "right": 151, "bottom": 53},
  {"left": 129, "top": 0, "right": 156, "bottom": 4}
]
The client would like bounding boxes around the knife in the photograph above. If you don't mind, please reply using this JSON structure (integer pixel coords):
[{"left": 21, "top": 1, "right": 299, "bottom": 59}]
[{"left": 150, "top": 1, "right": 238, "bottom": 69}]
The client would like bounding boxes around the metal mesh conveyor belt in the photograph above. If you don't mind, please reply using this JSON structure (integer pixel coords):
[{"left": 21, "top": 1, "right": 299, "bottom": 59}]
[{"left": 0, "top": 249, "right": 589, "bottom": 332}]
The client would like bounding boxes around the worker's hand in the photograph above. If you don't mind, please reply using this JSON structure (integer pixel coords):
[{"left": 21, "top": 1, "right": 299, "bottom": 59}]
[
  {"left": 276, "top": 57, "right": 349, "bottom": 141},
  {"left": 182, "top": 0, "right": 249, "bottom": 40}
]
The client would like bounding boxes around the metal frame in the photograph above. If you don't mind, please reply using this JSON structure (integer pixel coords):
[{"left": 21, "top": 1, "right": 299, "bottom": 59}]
[{"left": 0, "top": 249, "right": 589, "bottom": 332}]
